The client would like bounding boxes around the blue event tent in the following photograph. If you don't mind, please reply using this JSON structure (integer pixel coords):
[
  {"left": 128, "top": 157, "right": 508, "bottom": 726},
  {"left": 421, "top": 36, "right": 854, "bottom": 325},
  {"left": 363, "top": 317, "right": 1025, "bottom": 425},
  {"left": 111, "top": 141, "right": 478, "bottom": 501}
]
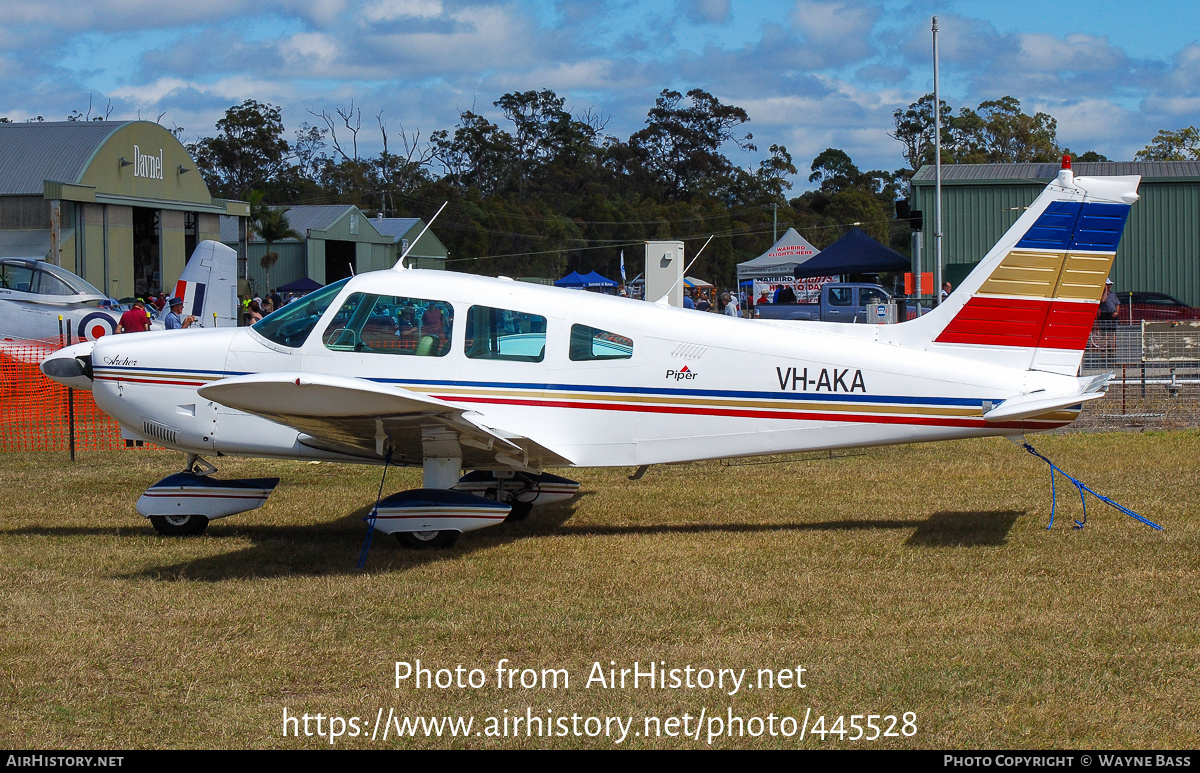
[{"left": 790, "top": 228, "right": 910, "bottom": 278}]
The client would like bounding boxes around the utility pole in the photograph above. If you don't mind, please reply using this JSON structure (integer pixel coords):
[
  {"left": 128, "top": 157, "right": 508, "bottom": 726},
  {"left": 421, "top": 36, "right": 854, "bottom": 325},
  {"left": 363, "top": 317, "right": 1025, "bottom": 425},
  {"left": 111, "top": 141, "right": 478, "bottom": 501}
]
[{"left": 932, "top": 15, "right": 944, "bottom": 305}]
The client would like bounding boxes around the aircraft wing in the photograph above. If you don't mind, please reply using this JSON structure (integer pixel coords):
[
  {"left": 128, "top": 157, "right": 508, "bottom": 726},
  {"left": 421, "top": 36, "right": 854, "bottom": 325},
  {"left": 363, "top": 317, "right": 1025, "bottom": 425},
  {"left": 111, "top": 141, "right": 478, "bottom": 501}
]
[{"left": 197, "top": 372, "right": 574, "bottom": 470}]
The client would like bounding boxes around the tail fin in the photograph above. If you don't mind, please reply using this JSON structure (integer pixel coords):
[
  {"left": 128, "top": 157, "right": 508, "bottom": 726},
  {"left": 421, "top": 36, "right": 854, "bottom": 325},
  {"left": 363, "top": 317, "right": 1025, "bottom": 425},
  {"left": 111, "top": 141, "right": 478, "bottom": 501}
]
[
  {"left": 173, "top": 241, "right": 239, "bottom": 329},
  {"left": 888, "top": 164, "right": 1140, "bottom": 375}
]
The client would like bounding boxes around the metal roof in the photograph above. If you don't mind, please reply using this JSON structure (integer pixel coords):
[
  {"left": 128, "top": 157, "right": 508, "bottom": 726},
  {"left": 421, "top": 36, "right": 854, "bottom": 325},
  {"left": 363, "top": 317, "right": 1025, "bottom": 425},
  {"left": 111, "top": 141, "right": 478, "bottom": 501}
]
[
  {"left": 912, "top": 161, "right": 1200, "bottom": 184},
  {"left": 276, "top": 204, "right": 358, "bottom": 235},
  {"left": 0, "top": 120, "right": 128, "bottom": 195},
  {"left": 220, "top": 205, "right": 358, "bottom": 243},
  {"left": 371, "top": 217, "right": 421, "bottom": 242}
]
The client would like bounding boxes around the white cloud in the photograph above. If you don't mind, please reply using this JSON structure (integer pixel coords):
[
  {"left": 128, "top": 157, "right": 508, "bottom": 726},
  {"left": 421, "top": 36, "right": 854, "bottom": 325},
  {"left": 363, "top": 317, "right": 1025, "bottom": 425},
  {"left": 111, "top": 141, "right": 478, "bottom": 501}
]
[
  {"left": 362, "top": 0, "right": 443, "bottom": 23},
  {"left": 677, "top": 0, "right": 730, "bottom": 25},
  {"left": 1142, "top": 94, "right": 1200, "bottom": 117},
  {"left": 0, "top": 0, "right": 245, "bottom": 31},
  {"left": 362, "top": 5, "right": 535, "bottom": 75},
  {"left": 791, "top": 0, "right": 880, "bottom": 66},
  {"left": 283, "top": 32, "right": 342, "bottom": 74},
  {"left": 491, "top": 60, "right": 627, "bottom": 92},
  {"left": 1011, "top": 32, "right": 1127, "bottom": 73}
]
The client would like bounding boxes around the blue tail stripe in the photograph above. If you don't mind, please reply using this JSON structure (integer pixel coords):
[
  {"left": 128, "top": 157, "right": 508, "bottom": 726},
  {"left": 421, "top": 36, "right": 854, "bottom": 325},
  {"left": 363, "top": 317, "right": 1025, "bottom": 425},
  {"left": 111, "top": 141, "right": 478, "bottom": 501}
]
[{"left": 1015, "top": 201, "right": 1130, "bottom": 252}]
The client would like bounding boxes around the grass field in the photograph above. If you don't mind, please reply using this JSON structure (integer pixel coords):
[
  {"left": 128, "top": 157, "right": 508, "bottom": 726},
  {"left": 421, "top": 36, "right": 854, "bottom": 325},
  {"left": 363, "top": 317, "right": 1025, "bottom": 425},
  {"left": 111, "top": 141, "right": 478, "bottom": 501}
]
[{"left": 2, "top": 431, "right": 1198, "bottom": 749}]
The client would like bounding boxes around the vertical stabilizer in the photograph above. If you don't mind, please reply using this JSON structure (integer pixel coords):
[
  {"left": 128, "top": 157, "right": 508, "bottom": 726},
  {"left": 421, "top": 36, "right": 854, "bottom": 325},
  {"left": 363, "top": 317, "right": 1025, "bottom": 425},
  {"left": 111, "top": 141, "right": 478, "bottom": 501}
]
[
  {"left": 886, "top": 165, "right": 1140, "bottom": 375},
  {"left": 174, "top": 241, "right": 239, "bottom": 328}
]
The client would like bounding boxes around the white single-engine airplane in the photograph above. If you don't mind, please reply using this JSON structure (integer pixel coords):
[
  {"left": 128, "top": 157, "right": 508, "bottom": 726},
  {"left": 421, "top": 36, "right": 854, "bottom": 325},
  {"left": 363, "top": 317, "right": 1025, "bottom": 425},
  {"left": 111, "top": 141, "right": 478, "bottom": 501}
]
[
  {"left": 2, "top": 240, "right": 239, "bottom": 352},
  {"left": 41, "top": 163, "right": 1139, "bottom": 548}
]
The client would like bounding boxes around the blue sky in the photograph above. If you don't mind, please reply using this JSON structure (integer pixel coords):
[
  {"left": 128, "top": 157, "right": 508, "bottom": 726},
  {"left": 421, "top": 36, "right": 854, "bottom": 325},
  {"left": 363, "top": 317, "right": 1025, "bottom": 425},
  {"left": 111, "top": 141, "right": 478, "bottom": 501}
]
[{"left": 2, "top": 0, "right": 1196, "bottom": 191}]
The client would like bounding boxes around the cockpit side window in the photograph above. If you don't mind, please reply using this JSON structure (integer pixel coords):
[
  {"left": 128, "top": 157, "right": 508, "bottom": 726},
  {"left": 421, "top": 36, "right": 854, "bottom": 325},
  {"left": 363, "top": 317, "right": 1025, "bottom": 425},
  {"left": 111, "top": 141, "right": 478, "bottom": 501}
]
[
  {"left": 321, "top": 293, "right": 454, "bottom": 356},
  {"left": 253, "top": 278, "right": 350, "bottom": 348},
  {"left": 464, "top": 305, "right": 546, "bottom": 362},
  {"left": 569, "top": 325, "right": 633, "bottom": 361}
]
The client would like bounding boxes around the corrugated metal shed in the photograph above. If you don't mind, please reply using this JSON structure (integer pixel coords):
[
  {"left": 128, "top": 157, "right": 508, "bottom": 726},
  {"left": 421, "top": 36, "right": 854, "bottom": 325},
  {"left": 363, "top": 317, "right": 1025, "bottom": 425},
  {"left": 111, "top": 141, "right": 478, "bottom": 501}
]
[
  {"left": 371, "top": 217, "right": 420, "bottom": 241},
  {"left": 0, "top": 121, "right": 125, "bottom": 194},
  {"left": 913, "top": 161, "right": 1200, "bottom": 183},
  {"left": 911, "top": 162, "right": 1200, "bottom": 306}
]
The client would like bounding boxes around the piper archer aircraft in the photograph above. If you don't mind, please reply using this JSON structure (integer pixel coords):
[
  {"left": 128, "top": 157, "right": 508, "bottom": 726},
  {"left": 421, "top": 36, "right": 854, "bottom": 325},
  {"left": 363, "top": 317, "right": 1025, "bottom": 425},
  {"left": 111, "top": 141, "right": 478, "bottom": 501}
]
[
  {"left": 41, "top": 161, "right": 1140, "bottom": 548},
  {"left": 1, "top": 240, "right": 239, "bottom": 354}
]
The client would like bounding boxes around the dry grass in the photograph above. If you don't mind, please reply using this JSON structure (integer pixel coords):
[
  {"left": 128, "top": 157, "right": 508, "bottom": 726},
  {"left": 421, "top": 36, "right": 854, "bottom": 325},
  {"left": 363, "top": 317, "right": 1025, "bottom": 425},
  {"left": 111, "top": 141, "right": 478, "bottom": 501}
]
[{"left": 1, "top": 432, "right": 1198, "bottom": 749}]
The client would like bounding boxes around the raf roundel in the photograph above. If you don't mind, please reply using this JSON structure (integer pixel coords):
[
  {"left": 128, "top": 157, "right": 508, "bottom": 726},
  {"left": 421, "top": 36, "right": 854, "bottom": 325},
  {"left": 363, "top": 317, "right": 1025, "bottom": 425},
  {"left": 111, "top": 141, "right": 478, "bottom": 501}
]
[{"left": 78, "top": 312, "right": 117, "bottom": 341}]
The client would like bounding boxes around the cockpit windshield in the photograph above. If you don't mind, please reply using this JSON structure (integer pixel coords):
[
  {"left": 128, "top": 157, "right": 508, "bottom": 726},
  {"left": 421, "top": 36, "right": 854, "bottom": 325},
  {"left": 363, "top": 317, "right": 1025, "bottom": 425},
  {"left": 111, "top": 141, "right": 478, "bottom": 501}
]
[
  {"left": 0, "top": 259, "right": 106, "bottom": 298},
  {"left": 252, "top": 278, "right": 350, "bottom": 348},
  {"left": 39, "top": 261, "right": 105, "bottom": 297}
]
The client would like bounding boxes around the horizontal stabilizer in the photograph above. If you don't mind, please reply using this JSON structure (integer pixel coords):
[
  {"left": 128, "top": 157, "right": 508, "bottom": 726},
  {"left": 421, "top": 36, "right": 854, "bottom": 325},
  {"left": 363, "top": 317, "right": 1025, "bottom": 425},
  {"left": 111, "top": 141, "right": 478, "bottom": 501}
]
[{"left": 983, "top": 373, "right": 1110, "bottom": 422}]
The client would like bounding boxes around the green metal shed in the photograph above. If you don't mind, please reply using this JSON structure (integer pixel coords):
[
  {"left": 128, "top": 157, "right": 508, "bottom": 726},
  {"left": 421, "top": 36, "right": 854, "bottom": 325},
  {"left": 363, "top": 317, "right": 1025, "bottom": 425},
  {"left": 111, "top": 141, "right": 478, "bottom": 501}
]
[{"left": 910, "top": 162, "right": 1200, "bottom": 305}]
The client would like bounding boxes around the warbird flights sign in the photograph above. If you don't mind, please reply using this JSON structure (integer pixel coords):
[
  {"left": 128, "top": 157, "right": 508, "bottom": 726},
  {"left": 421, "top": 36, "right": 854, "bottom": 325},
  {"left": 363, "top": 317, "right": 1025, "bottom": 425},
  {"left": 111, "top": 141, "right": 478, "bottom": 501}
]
[{"left": 41, "top": 161, "right": 1139, "bottom": 548}]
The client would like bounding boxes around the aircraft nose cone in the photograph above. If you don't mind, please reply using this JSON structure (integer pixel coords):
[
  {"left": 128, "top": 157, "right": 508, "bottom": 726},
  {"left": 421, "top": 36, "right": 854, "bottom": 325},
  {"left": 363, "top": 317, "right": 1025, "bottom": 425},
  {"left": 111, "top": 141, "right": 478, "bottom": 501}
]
[
  {"left": 40, "top": 341, "right": 95, "bottom": 390},
  {"left": 41, "top": 356, "right": 85, "bottom": 379}
]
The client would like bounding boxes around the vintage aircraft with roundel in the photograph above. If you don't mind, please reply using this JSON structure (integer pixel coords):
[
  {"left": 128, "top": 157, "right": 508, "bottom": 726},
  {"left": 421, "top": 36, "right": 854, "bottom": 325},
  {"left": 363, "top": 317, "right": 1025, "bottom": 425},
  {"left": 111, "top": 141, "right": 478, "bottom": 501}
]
[
  {"left": 1, "top": 240, "right": 238, "bottom": 354},
  {"left": 41, "top": 162, "right": 1140, "bottom": 548}
]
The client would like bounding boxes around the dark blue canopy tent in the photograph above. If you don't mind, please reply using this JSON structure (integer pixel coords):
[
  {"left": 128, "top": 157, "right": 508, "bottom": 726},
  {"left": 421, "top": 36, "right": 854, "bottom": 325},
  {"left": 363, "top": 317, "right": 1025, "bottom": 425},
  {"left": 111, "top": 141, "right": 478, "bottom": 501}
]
[
  {"left": 792, "top": 228, "right": 910, "bottom": 278},
  {"left": 276, "top": 277, "right": 323, "bottom": 293}
]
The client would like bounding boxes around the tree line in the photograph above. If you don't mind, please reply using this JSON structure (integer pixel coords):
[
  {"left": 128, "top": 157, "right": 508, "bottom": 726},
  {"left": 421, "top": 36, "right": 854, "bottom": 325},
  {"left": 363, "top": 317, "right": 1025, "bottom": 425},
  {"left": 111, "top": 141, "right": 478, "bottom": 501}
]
[{"left": 38, "top": 89, "right": 1182, "bottom": 286}]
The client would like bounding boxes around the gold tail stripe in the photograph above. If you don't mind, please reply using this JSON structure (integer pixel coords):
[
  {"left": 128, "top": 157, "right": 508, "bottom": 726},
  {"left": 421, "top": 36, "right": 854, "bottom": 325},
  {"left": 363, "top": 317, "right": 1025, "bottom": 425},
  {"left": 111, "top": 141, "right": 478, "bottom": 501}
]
[{"left": 977, "top": 249, "right": 1115, "bottom": 300}]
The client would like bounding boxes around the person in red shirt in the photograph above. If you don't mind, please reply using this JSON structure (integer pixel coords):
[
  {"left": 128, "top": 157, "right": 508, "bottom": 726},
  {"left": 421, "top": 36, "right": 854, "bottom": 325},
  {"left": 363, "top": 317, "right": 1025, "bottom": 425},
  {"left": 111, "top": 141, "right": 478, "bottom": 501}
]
[{"left": 117, "top": 298, "right": 151, "bottom": 333}]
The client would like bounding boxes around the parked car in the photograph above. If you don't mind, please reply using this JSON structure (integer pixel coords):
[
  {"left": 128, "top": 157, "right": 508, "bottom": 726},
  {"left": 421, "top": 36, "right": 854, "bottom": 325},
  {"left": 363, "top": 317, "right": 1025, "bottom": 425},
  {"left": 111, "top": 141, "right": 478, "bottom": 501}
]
[{"left": 1115, "top": 291, "right": 1200, "bottom": 322}]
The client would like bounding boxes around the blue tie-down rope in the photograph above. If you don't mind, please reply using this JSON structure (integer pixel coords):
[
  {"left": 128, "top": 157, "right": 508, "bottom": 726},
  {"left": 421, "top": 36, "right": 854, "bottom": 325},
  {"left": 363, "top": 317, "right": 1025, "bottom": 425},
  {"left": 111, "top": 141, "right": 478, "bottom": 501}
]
[
  {"left": 1022, "top": 442, "right": 1162, "bottom": 531},
  {"left": 358, "top": 449, "right": 393, "bottom": 568}
]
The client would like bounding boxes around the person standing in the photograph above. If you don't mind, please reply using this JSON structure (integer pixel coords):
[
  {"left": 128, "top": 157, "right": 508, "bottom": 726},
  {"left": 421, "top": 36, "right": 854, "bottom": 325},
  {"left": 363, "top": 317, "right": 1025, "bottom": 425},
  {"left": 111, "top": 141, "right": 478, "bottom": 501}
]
[
  {"left": 164, "top": 297, "right": 197, "bottom": 330},
  {"left": 117, "top": 298, "right": 151, "bottom": 334},
  {"left": 1097, "top": 278, "right": 1119, "bottom": 330}
]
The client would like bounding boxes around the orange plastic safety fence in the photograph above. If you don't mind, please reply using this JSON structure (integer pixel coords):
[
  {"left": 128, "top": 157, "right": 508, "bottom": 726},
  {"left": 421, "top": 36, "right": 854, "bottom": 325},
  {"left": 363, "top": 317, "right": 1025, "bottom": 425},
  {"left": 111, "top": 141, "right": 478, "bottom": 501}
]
[{"left": 0, "top": 338, "right": 135, "bottom": 452}]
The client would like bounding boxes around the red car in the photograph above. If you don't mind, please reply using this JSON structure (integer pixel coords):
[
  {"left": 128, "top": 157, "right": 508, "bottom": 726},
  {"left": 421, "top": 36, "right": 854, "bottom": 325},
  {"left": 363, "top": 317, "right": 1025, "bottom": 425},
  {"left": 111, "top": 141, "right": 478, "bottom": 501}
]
[{"left": 1115, "top": 292, "right": 1200, "bottom": 323}]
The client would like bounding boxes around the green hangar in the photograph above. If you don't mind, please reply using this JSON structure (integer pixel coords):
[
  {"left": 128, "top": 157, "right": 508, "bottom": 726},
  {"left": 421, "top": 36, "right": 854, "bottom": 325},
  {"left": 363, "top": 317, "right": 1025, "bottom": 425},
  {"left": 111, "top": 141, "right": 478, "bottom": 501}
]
[
  {"left": 910, "top": 162, "right": 1200, "bottom": 305},
  {"left": 0, "top": 120, "right": 248, "bottom": 300}
]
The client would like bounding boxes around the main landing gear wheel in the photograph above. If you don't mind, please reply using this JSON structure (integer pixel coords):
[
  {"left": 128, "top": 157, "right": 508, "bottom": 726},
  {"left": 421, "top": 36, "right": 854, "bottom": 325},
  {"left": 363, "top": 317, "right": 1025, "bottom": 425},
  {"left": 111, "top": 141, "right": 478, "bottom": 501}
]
[
  {"left": 149, "top": 514, "right": 209, "bottom": 537},
  {"left": 482, "top": 484, "right": 535, "bottom": 521},
  {"left": 395, "top": 530, "right": 459, "bottom": 549},
  {"left": 506, "top": 501, "right": 534, "bottom": 521}
]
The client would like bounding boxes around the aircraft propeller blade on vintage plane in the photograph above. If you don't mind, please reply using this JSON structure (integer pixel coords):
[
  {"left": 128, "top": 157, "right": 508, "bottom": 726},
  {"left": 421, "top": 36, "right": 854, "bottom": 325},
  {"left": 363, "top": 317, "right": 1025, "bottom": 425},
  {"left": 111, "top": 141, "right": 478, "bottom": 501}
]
[{"left": 41, "top": 160, "right": 1139, "bottom": 547}]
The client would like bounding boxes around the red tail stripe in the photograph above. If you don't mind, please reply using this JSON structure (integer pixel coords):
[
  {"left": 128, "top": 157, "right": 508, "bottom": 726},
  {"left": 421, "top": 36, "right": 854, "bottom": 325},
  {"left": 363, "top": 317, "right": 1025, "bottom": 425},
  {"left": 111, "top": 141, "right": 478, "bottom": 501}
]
[{"left": 936, "top": 297, "right": 1096, "bottom": 350}]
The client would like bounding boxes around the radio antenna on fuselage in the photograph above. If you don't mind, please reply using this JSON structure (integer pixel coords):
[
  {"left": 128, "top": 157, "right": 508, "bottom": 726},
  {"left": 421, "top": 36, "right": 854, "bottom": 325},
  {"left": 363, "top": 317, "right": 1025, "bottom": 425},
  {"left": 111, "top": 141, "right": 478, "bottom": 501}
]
[
  {"left": 395, "top": 201, "right": 448, "bottom": 270},
  {"left": 654, "top": 234, "right": 714, "bottom": 306}
]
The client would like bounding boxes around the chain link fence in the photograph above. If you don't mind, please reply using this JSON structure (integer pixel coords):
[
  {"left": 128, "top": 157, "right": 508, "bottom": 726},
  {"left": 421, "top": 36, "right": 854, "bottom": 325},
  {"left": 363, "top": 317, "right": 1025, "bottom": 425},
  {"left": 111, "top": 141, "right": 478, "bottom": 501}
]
[{"left": 1075, "top": 321, "right": 1200, "bottom": 430}]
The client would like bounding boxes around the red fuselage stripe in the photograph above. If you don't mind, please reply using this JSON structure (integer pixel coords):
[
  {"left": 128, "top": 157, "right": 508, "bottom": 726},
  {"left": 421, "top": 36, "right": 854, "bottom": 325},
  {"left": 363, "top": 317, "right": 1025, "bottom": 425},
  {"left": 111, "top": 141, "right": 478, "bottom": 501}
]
[{"left": 433, "top": 394, "right": 1069, "bottom": 430}]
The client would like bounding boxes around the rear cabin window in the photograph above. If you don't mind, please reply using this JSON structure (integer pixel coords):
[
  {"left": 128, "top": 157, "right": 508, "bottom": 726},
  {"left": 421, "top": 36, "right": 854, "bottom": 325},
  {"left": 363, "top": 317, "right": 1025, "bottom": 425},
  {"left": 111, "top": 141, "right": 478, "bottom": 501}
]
[
  {"left": 569, "top": 325, "right": 633, "bottom": 361},
  {"left": 322, "top": 293, "right": 454, "bottom": 356},
  {"left": 464, "top": 305, "right": 546, "bottom": 362}
]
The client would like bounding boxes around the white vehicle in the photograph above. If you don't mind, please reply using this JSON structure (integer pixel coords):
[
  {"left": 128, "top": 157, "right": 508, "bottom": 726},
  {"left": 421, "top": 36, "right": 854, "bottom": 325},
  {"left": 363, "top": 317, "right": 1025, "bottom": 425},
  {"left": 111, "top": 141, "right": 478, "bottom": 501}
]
[
  {"left": 41, "top": 162, "right": 1138, "bottom": 548},
  {"left": 1, "top": 240, "right": 239, "bottom": 351}
]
